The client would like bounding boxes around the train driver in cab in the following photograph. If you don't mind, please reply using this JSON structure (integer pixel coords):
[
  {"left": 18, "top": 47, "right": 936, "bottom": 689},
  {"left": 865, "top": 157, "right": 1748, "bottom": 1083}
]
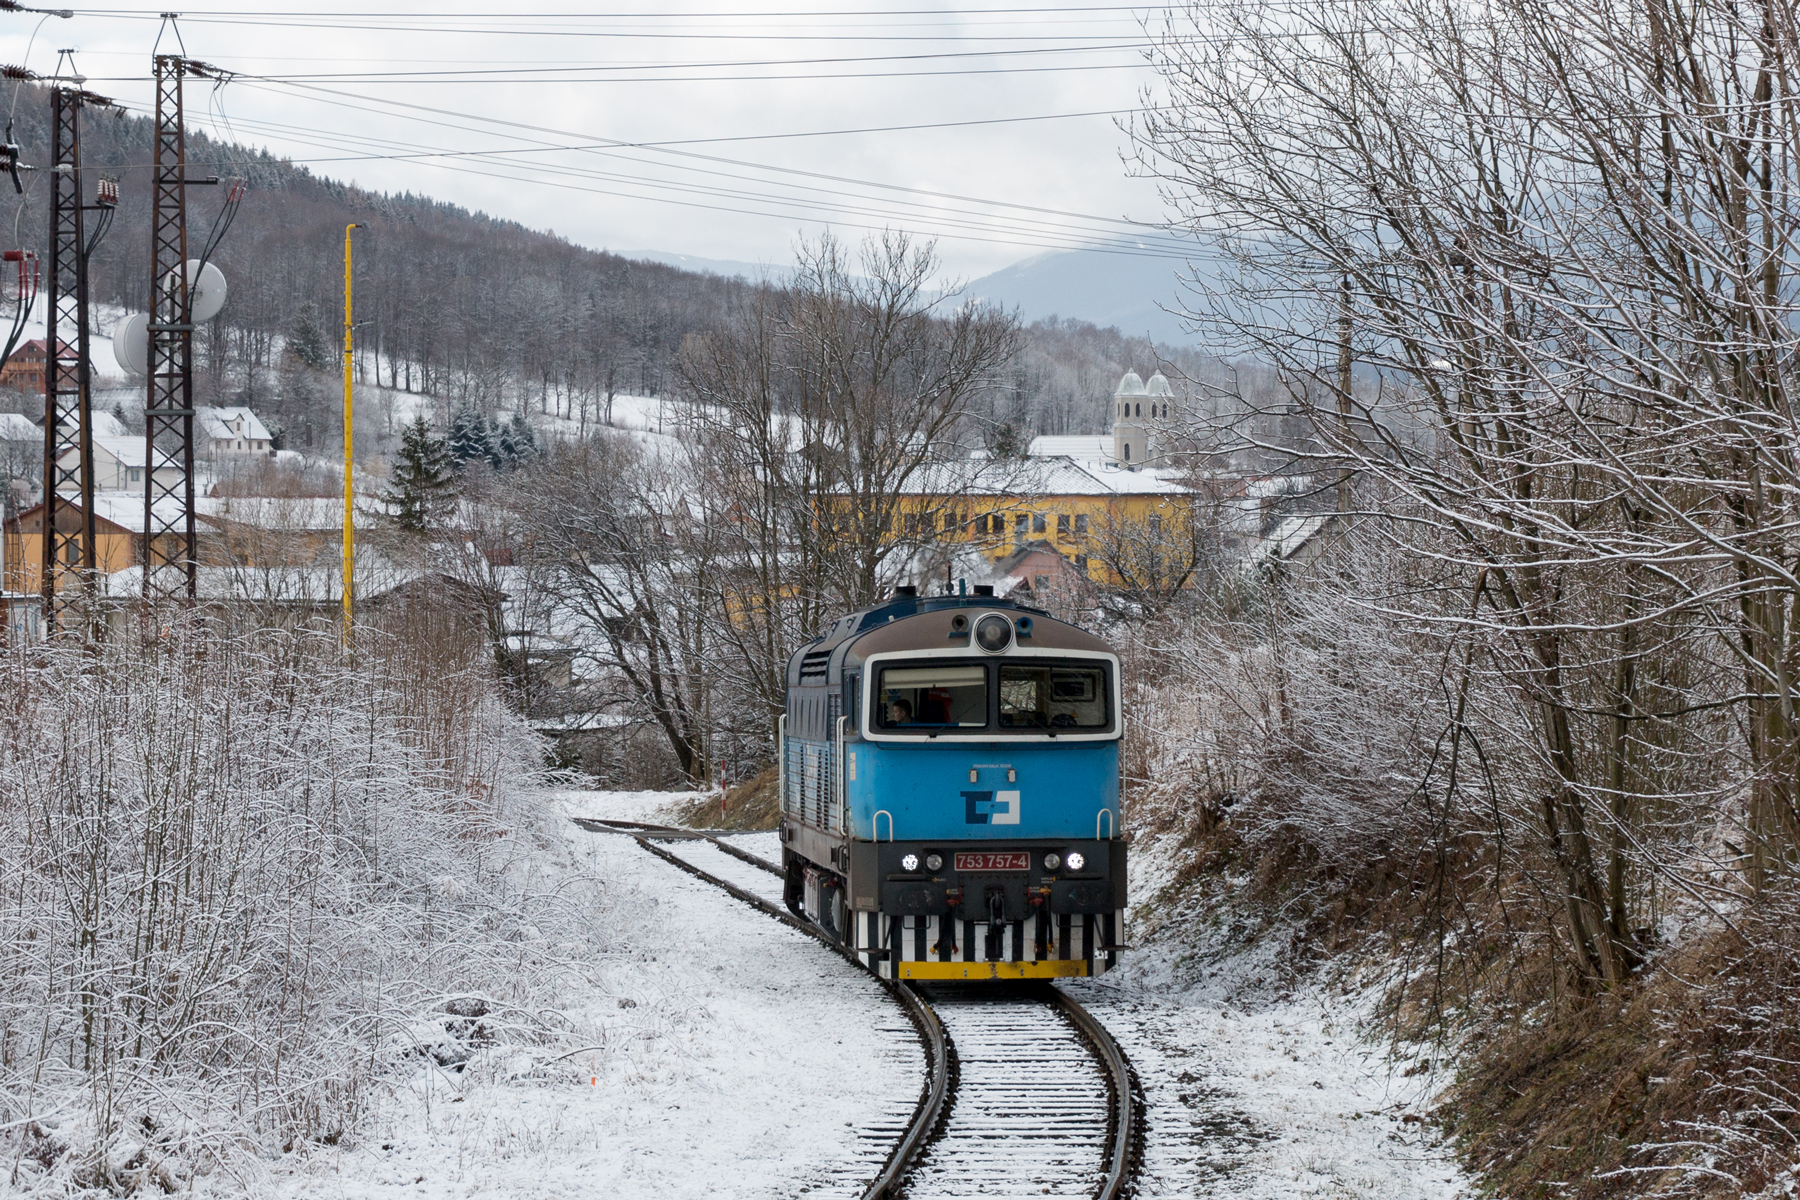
[{"left": 887, "top": 697, "right": 915, "bottom": 725}]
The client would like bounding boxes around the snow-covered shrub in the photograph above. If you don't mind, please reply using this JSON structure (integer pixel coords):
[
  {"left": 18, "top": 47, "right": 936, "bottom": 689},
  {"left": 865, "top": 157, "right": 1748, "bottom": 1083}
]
[{"left": 0, "top": 618, "right": 589, "bottom": 1193}]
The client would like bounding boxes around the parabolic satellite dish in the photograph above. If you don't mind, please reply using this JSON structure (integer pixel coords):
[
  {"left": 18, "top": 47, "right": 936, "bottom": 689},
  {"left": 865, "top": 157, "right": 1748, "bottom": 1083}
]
[
  {"left": 172, "top": 259, "right": 228, "bottom": 324},
  {"left": 112, "top": 311, "right": 148, "bottom": 377}
]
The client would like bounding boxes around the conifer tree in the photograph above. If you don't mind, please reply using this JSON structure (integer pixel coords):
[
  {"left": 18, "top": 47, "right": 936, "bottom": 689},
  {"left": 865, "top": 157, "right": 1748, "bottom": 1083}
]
[
  {"left": 448, "top": 405, "right": 496, "bottom": 468},
  {"left": 285, "top": 302, "right": 333, "bottom": 371},
  {"left": 384, "top": 414, "right": 454, "bottom": 532}
]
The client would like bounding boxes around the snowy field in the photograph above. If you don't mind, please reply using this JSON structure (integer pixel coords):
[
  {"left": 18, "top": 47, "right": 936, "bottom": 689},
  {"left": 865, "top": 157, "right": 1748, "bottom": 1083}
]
[
  {"left": 269, "top": 789, "right": 920, "bottom": 1200},
  {"left": 271, "top": 788, "right": 1463, "bottom": 1199}
]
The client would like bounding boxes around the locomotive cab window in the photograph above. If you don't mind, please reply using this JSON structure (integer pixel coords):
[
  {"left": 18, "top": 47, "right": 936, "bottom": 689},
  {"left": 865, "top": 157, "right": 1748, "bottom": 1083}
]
[
  {"left": 999, "top": 662, "right": 1111, "bottom": 731},
  {"left": 877, "top": 663, "right": 987, "bottom": 731}
]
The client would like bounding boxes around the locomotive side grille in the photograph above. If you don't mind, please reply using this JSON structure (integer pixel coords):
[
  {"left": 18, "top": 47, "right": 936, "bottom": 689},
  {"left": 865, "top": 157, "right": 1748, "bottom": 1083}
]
[{"left": 798, "top": 650, "right": 831, "bottom": 683}]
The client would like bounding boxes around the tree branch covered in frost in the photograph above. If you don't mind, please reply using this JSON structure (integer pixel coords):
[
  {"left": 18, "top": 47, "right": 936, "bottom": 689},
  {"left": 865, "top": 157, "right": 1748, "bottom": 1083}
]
[{"left": 0, "top": 621, "right": 591, "bottom": 1194}]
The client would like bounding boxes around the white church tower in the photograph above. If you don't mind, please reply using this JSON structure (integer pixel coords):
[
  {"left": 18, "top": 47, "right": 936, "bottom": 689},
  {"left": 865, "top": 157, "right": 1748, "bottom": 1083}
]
[
  {"left": 1112, "top": 371, "right": 1148, "bottom": 466},
  {"left": 1112, "top": 370, "right": 1174, "bottom": 466}
]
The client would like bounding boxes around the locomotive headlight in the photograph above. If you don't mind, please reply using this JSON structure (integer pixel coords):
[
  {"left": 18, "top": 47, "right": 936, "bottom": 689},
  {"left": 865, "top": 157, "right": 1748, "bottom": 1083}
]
[
  {"left": 901, "top": 853, "right": 920, "bottom": 872},
  {"left": 974, "top": 613, "right": 1013, "bottom": 653},
  {"left": 1043, "top": 852, "right": 1062, "bottom": 871},
  {"left": 925, "top": 852, "right": 944, "bottom": 871},
  {"left": 1065, "top": 851, "right": 1086, "bottom": 871}
]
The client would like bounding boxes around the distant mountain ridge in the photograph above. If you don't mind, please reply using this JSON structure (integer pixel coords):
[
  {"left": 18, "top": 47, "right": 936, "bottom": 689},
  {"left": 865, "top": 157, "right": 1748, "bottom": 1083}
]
[{"left": 958, "top": 247, "right": 1206, "bottom": 346}]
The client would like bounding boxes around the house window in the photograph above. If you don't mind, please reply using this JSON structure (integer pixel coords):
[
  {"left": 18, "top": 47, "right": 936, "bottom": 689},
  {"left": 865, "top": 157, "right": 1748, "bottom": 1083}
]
[
  {"left": 1056, "top": 513, "right": 1070, "bottom": 537},
  {"left": 1033, "top": 574, "right": 1051, "bottom": 590},
  {"left": 128, "top": 467, "right": 141, "bottom": 483},
  {"left": 1074, "top": 514, "right": 1088, "bottom": 535},
  {"left": 1032, "top": 514, "right": 1046, "bottom": 534},
  {"left": 1135, "top": 403, "right": 1142, "bottom": 417},
  {"left": 903, "top": 513, "right": 919, "bottom": 535},
  {"left": 1124, "top": 443, "right": 1131, "bottom": 462},
  {"left": 1014, "top": 514, "right": 1027, "bottom": 542},
  {"left": 1075, "top": 554, "right": 1089, "bottom": 572}
]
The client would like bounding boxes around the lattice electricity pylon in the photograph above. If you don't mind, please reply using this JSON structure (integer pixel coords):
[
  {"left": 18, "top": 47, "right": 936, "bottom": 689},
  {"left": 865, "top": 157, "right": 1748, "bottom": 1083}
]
[
  {"left": 39, "top": 84, "right": 97, "bottom": 632},
  {"left": 143, "top": 54, "right": 197, "bottom": 607}
]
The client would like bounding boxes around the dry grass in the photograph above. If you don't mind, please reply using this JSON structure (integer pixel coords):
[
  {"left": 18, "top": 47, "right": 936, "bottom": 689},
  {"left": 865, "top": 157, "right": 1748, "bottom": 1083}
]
[{"left": 670, "top": 764, "right": 781, "bottom": 831}]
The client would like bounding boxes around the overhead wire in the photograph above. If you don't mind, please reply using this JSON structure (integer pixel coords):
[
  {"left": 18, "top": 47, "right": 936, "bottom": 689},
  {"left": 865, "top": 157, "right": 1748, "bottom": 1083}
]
[
  {"left": 1, "top": 4, "right": 1237, "bottom": 264},
  {"left": 151, "top": 98, "right": 1196, "bottom": 259}
]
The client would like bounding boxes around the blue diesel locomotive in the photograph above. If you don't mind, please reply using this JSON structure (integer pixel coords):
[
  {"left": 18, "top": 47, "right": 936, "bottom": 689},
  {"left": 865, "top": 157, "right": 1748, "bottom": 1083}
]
[{"left": 779, "top": 585, "right": 1125, "bottom": 981}]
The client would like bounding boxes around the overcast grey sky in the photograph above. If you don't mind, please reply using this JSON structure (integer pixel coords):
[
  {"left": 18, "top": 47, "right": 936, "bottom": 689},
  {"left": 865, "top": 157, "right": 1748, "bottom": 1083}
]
[{"left": 0, "top": 3, "right": 1188, "bottom": 279}]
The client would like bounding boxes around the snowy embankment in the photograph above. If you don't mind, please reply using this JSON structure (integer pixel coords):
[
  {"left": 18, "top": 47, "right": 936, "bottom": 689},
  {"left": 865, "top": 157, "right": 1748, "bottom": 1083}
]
[
  {"left": 273, "top": 789, "right": 919, "bottom": 1200},
  {"left": 1072, "top": 823, "right": 1470, "bottom": 1199}
]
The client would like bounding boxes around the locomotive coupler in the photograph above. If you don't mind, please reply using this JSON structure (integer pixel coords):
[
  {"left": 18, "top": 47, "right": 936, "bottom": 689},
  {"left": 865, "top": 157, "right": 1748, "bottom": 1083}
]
[
  {"left": 1029, "top": 886, "right": 1054, "bottom": 957},
  {"left": 984, "top": 887, "right": 1007, "bottom": 960},
  {"left": 936, "top": 887, "right": 962, "bottom": 958}
]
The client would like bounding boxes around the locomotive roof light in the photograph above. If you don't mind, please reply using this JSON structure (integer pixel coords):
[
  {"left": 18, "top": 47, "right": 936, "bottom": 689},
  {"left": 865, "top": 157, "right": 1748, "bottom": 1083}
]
[
  {"left": 901, "top": 853, "right": 920, "bottom": 872},
  {"left": 1015, "top": 616, "right": 1033, "bottom": 637},
  {"left": 974, "top": 612, "right": 1013, "bottom": 653},
  {"left": 1065, "top": 851, "right": 1086, "bottom": 871},
  {"left": 925, "top": 852, "right": 944, "bottom": 871},
  {"left": 1043, "top": 851, "right": 1062, "bottom": 871}
]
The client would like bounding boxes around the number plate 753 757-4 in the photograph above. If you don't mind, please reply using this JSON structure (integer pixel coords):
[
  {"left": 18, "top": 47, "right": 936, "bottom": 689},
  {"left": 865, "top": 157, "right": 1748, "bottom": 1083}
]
[{"left": 954, "top": 850, "right": 1030, "bottom": 872}]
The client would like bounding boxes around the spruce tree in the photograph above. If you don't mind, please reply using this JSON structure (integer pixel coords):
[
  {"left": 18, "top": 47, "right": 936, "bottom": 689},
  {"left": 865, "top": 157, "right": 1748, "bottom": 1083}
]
[
  {"left": 385, "top": 414, "right": 454, "bottom": 532},
  {"left": 285, "top": 302, "right": 333, "bottom": 371},
  {"left": 504, "top": 412, "right": 538, "bottom": 465},
  {"left": 448, "top": 405, "right": 496, "bottom": 468}
]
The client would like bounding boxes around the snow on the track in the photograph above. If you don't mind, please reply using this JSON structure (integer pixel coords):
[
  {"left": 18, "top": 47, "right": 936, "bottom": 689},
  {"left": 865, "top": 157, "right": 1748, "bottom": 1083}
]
[
  {"left": 272, "top": 789, "right": 921, "bottom": 1200},
  {"left": 1061, "top": 945, "right": 1469, "bottom": 1199}
]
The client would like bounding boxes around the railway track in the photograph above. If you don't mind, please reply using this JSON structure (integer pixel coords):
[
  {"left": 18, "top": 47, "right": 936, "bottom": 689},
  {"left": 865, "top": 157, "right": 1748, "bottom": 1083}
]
[{"left": 574, "top": 817, "right": 1141, "bottom": 1200}]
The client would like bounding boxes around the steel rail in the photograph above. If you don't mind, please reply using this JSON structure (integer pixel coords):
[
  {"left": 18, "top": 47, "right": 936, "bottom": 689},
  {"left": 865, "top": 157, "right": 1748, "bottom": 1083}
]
[
  {"left": 572, "top": 816, "right": 950, "bottom": 1200},
  {"left": 1051, "top": 988, "right": 1143, "bottom": 1200}
]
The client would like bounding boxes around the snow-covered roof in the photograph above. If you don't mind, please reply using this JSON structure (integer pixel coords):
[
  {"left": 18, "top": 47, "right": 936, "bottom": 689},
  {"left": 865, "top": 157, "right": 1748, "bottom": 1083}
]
[
  {"left": 1115, "top": 371, "right": 1147, "bottom": 397},
  {"left": 1257, "top": 514, "right": 1336, "bottom": 560},
  {"left": 0, "top": 412, "right": 37, "bottom": 440},
  {"left": 204, "top": 495, "right": 345, "bottom": 531},
  {"left": 196, "top": 406, "right": 272, "bottom": 443},
  {"left": 91, "top": 435, "right": 148, "bottom": 468},
  {"left": 1146, "top": 372, "right": 1173, "bottom": 397},
  {"left": 898, "top": 455, "right": 1193, "bottom": 498},
  {"left": 92, "top": 411, "right": 129, "bottom": 438},
  {"left": 1026, "top": 435, "right": 1110, "bottom": 462},
  {"left": 99, "top": 560, "right": 423, "bottom": 602}
]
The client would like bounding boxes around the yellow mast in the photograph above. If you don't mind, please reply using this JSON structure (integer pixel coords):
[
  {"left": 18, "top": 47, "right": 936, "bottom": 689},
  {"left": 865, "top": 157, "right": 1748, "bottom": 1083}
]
[{"left": 341, "top": 223, "right": 359, "bottom": 637}]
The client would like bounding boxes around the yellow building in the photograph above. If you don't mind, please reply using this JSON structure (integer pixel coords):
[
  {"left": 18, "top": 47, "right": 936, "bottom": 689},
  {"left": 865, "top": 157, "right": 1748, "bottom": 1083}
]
[
  {"left": 891, "top": 371, "right": 1205, "bottom": 593},
  {"left": 3, "top": 495, "right": 153, "bottom": 597}
]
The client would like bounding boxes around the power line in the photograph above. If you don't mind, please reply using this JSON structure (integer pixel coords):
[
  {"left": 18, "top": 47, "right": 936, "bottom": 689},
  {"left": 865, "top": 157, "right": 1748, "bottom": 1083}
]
[
  {"left": 152, "top": 98, "right": 1195, "bottom": 258},
  {"left": 227, "top": 76, "right": 1181, "bottom": 250}
]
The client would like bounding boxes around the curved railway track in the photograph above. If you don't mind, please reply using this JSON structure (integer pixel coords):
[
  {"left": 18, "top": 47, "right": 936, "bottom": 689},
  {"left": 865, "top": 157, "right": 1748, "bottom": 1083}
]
[{"left": 574, "top": 817, "right": 1141, "bottom": 1200}]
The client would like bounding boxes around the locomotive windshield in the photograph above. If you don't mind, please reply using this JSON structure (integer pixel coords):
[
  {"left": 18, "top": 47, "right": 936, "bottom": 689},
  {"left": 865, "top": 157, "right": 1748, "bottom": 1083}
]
[
  {"left": 999, "top": 663, "right": 1111, "bottom": 730},
  {"left": 872, "top": 657, "right": 1114, "bottom": 734},
  {"left": 878, "top": 663, "right": 988, "bottom": 729}
]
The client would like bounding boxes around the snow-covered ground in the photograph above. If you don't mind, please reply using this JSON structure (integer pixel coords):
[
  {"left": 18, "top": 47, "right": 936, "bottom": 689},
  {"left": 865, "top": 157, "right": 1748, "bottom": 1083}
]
[
  {"left": 1064, "top": 952, "right": 1467, "bottom": 1198},
  {"left": 272, "top": 788, "right": 1465, "bottom": 1199},
  {"left": 269, "top": 789, "right": 920, "bottom": 1200}
]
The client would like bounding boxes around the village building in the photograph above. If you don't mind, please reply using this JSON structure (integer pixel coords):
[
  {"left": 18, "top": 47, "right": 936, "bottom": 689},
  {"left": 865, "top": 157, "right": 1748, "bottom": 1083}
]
[
  {"left": 0, "top": 339, "right": 68, "bottom": 396},
  {"left": 196, "top": 406, "right": 274, "bottom": 457}
]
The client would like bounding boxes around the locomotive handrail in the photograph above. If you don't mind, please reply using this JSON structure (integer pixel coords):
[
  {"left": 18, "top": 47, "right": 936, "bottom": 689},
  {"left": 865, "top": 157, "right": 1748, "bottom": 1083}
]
[
  {"left": 836, "top": 714, "right": 850, "bottom": 835},
  {"left": 1096, "top": 807, "right": 1115, "bottom": 840},
  {"left": 873, "top": 809, "right": 894, "bottom": 842},
  {"left": 777, "top": 713, "right": 787, "bottom": 816}
]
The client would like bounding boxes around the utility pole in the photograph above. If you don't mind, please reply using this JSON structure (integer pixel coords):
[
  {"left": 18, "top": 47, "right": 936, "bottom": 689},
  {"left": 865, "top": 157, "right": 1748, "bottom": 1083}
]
[
  {"left": 39, "top": 77, "right": 115, "bottom": 635},
  {"left": 143, "top": 53, "right": 199, "bottom": 609},
  {"left": 341, "top": 222, "right": 358, "bottom": 637}
]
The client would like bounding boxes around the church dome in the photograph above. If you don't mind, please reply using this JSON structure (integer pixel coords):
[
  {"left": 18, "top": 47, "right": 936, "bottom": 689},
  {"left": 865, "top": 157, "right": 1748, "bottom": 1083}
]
[
  {"left": 1115, "top": 370, "right": 1147, "bottom": 397},
  {"left": 1146, "top": 372, "right": 1173, "bottom": 397}
]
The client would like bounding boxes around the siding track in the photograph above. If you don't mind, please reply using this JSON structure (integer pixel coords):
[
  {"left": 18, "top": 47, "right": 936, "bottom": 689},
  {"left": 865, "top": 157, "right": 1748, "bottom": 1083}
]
[{"left": 573, "top": 817, "right": 1139, "bottom": 1200}]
